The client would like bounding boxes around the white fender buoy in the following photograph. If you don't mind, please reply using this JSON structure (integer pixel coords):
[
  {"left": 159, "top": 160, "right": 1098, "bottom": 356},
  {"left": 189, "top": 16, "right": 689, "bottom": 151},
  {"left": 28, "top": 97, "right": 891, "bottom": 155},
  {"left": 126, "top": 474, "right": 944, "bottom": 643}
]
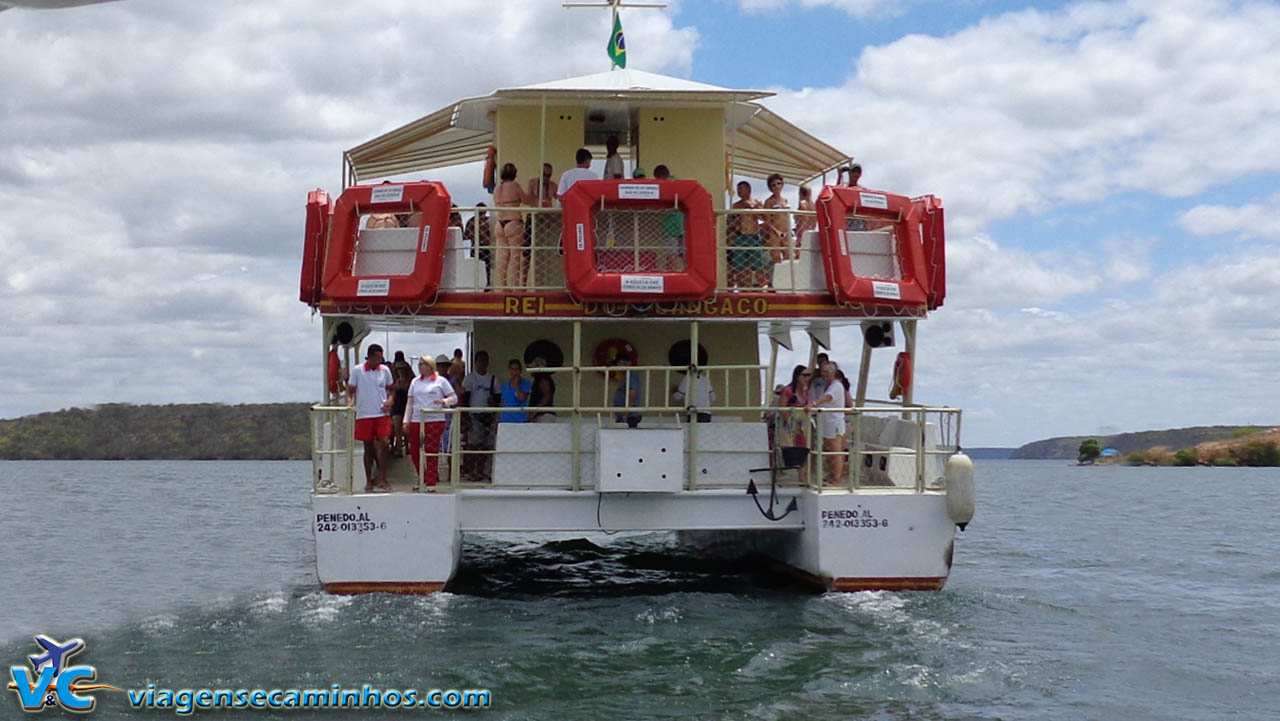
[{"left": 944, "top": 452, "right": 975, "bottom": 530}]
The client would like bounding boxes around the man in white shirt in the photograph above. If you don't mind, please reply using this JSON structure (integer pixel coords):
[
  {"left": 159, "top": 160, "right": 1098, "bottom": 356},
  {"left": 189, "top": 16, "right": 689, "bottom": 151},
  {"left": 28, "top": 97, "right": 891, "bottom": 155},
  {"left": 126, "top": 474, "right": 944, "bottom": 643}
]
[
  {"left": 460, "top": 350, "right": 500, "bottom": 482},
  {"left": 557, "top": 148, "right": 596, "bottom": 200},
  {"left": 347, "top": 343, "right": 395, "bottom": 492},
  {"left": 603, "top": 135, "right": 624, "bottom": 179},
  {"left": 672, "top": 370, "right": 717, "bottom": 423}
]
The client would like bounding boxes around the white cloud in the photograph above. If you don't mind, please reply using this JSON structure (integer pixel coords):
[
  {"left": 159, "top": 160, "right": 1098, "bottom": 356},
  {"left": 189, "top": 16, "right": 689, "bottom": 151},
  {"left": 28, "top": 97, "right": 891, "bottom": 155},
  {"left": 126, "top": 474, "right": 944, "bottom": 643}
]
[
  {"left": 0, "top": 0, "right": 699, "bottom": 419},
  {"left": 1178, "top": 193, "right": 1280, "bottom": 241},
  {"left": 737, "top": 0, "right": 907, "bottom": 19},
  {"left": 946, "top": 233, "right": 1102, "bottom": 308},
  {"left": 764, "top": 0, "right": 1280, "bottom": 233}
]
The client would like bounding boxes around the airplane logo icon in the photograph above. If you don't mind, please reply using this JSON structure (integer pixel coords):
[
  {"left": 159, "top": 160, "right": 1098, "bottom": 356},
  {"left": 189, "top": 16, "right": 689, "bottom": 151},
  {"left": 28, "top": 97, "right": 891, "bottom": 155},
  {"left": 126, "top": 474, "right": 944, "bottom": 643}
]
[{"left": 27, "top": 636, "right": 84, "bottom": 676}]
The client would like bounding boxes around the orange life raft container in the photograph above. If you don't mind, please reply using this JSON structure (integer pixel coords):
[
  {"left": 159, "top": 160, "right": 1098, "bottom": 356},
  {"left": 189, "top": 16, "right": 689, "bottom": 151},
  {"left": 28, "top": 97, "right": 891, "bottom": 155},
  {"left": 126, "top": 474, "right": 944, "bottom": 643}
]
[
  {"left": 320, "top": 181, "right": 451, "bottom": 305},
  {"left": 815, "top": 185, "right": 930, "bottom": 308},
  {"left": 560, "top": 179, "right": 716, "bottom": 303},
  {"left": 300, "top": 189, "right": 332, "bottom": 305},
  {"left": 913, "top": 194, "right": 946, "bottom": 310}
]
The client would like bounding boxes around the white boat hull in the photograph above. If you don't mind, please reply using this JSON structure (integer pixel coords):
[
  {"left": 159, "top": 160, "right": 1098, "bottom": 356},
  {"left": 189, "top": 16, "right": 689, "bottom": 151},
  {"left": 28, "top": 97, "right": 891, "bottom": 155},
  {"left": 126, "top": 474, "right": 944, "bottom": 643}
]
[{"left": 311, "top": 489, "right": 955, "bottom": 593}]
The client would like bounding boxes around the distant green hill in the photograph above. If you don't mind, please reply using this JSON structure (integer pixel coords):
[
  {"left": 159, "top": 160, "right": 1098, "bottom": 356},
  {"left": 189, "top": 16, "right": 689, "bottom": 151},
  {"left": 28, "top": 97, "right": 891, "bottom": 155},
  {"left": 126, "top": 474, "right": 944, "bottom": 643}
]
[
  {"left": 1011, "top": 426, "right": 1272, "bottom": 459},
  {"left": 0, "top": 403, "right": 313, "bottom": 460}
]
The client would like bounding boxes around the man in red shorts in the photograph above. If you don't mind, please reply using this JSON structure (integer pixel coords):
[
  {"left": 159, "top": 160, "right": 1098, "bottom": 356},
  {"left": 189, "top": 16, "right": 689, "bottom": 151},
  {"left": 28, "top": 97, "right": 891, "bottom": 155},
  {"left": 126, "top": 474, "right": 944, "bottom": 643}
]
[{"left": 347, "top": 343, "right": 395, "bottom": 492}]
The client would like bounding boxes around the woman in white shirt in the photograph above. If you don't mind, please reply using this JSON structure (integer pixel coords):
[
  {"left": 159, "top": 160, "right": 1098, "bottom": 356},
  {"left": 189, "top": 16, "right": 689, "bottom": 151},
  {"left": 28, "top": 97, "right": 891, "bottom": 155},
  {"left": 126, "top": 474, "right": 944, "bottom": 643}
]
[
  {"left": 814, "top": 362, "right": 847, "bottom": 486},
  {"left": 404, "top": 355, "right": 458, "bottom": 488}
]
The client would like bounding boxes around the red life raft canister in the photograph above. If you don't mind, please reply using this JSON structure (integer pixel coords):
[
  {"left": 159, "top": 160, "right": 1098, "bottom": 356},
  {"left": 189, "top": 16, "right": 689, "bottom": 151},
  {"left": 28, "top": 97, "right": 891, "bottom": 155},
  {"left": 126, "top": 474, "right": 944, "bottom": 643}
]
[
  {"left": 561, "top": 179, "right": 716, "bottom": 303},
  {"left": 300, "top": 189, "right": 332, "bottom": 305},
  {"left": 815, "top": 185, "right": 929, "bottom": 308},
  {"left": 913, "top": 194, "right": 946, "bottom": 310},
  {"left": 320, "top": 181, "right": 451, "bottom": 305}
]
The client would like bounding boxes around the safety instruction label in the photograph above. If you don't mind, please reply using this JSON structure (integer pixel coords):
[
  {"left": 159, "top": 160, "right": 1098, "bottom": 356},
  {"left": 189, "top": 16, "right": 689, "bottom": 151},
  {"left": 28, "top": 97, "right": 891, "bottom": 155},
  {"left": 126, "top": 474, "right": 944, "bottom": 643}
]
[
  {"left": 618, "top": 184, "right": 660, "bottom": 200},
  {"left": 620, "top": 275, "right": 665, "bottom": 293},
  {"left": 371, "top": 185, "right": 404, "bottom": 203}
]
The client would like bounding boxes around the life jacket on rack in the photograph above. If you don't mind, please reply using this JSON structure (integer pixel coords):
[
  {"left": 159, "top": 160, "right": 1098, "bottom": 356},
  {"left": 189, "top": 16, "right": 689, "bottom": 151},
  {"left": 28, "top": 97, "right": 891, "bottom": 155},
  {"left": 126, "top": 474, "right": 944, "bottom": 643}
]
[
  {"left": 300, "top": 189, "right": 332, "bottom": 305},
  {"left": 560, "top": 179, "right": 716, "bottom": 302},
  {"left": 913, "top": 194, "right": 946, "bottom": 310},
  {"left": 320, "top": 181, "right": 451, "bottom": 305},
  {"left": 815, "top": 186, "right": 930, "bottom": 309}
]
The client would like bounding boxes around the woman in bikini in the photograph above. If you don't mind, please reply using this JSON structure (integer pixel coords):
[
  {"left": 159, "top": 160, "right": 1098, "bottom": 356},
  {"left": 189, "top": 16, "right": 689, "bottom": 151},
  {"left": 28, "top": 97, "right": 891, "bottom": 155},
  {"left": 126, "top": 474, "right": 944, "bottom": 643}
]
[
  {"left": 492, "top": 162, "right": 535, "bottom": 288},
  {"left": 763, "top": 173, "right": 792, "bottom": 268},
  {"left": 794, "top": 184, "right": 816, "bottom": 246}
]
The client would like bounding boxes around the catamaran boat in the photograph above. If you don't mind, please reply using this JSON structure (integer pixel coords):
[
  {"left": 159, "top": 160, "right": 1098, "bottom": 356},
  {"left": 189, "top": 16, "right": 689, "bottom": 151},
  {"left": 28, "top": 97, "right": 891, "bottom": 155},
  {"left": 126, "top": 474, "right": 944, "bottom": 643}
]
[{"left": 299, "top": 68, "right": 975, "bottom": 594}]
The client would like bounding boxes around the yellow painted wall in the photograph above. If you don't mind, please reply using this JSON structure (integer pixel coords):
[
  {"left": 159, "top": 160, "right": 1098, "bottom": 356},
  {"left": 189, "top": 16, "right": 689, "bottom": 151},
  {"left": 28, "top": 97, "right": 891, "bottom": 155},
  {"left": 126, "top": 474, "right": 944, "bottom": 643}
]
[
  {"left": 636, "top": 107, "right": 727, "bottom": 209},
  {"left": 494, "top": 104, "right": 584, "bottom": 196},
  {"left": 473, "top": 319, "right": 761, "bottom": 418},
  {"left": 637, "top": 106, "right": 728, "bottom": 285}
]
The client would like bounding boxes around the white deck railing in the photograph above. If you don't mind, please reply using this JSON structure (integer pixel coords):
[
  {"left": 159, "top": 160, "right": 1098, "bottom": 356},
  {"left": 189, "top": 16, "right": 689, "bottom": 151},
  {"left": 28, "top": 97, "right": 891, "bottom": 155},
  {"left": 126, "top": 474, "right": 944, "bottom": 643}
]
[
  {"left": 436, "top": 206, "right": 834, "bottom": 294},
  {"left": 310, "top": 391, "right": 960, "bottom": 496}
]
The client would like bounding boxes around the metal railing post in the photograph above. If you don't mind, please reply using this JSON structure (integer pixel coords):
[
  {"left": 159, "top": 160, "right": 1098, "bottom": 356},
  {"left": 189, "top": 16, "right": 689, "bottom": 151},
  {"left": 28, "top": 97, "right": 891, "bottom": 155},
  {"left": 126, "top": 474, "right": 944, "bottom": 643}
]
[
  {"left": 450, "top": 408, "right": 461, "bottom": 489},
  {"left": 686, "top": 321, "right": 699, "bottom": 490},
  {"left": 572, "top": 321, "right": 582, "bottom": 492},
  {"left": 915, "top": 407, "right": 925, "bottom": 493}
]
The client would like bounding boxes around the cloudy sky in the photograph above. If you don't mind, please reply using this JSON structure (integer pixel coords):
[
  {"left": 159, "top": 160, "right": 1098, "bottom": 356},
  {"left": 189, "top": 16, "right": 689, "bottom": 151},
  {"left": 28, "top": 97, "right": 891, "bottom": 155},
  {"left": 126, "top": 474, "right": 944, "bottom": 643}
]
[{"left": 2, "top": 0, "right": 1278, "bottom": 447}]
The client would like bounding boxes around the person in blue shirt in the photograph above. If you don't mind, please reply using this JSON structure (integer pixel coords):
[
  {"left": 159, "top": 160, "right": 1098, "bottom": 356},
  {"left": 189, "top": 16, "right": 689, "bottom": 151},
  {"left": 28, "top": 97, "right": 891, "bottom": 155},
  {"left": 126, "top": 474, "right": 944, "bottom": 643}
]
[
  {"left": 499, "top": 358, "right": 532, "bottom": 423},
  {"left": 611, "top": 358, "right": 644, "bottom": 428}
]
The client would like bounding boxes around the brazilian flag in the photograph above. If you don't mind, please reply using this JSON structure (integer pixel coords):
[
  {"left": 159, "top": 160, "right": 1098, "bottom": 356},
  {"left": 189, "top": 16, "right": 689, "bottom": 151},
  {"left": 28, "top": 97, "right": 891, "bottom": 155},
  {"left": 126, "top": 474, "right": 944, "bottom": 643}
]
[{"left": 607, "top": 14, "right": 626, "bottom": 68}]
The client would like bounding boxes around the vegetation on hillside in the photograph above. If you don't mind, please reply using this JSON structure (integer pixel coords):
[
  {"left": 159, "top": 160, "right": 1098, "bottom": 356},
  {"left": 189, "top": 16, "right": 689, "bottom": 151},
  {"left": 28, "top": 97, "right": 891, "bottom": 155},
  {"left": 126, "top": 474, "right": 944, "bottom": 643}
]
[
  {"left": 0, "top": 403, "right": 312, "bottom": 460},
  {"left": 1116, "top": 429, "right": 1280, "bottom": 467},
  {"left": 1011, "top": 426, "right": 1274, "bottom": 460}
]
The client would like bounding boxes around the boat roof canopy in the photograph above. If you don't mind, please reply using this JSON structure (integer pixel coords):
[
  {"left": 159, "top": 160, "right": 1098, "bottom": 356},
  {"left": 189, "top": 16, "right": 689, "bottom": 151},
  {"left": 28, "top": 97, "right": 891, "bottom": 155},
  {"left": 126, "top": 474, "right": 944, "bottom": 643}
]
[{"left": 345, "top": 69, "right": 851, "bottom": 186}]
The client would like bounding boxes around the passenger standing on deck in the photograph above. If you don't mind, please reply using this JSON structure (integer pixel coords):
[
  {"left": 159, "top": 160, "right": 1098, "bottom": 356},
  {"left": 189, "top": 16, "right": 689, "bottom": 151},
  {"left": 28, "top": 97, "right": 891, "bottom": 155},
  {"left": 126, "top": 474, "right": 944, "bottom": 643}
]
[
  {"left": 404, "top": 355, "right": 458, "bottom": 489},
  {"left": 728, "top": 180, "right": 767, "bottom": 289},
  {"left": 811, "top": 351, "right": 830, "bottom": 400},
  {"left": 814, "top": 362, "right": 846, "bottom": 486},
  {"left": 763, "top": 173, "right": 792, "bottom": 265},
  {"left": 527, "top": 360, "right": 557, "bottom": 423},
  {"left": 557, "top": 148, "right": 595, "bottom": 200},
  {"left": 775, "top": 364, "right": 813, "bottom": 483},
  {"left": 611, "top": 358, "right": 644, "bottom": 428},
  {"left": 389, "top": 363, "right": 412, "bottom": 458},
  {"left": 654, "top": 165, "right": 685, "bottom": 270},
  {"left": 460, "top": 350, "right": 500, "bottom": 482},
  {"left": 525, "top": 163, "right": 558, "bottom": 277},
  {"left": 794, "top": 184, "right": 816, "bottom": 245},
  {"left": 463, "top": 203, "right": 493, "bottom": 286},
  {"left": 499, "top": 359, "right": 532, "bottom": 423},
  {"left": 347, "top": 344, "right": 395, "bottom": 493},
  {"left": 603, "top": 135, "right": 624, "bottom": 179},
  {"left": 493, "top": 163, "right": 536, "bottom": 288},
  {"left": 838, "top": 162, "right": 863, "bottom": 188},
  {"left": 449, "top": 349, "right": 466, "bottom": 389},
  {"left": 671, "top": 369, "right": 716, "bottom": 423}
]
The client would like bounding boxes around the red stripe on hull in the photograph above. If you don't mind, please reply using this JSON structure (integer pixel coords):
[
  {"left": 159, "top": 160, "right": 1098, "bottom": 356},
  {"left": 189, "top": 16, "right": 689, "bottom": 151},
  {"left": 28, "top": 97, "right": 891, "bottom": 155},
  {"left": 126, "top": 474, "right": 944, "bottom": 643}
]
[
  {"left": 323, "top": 581, "right": 446, "bottom": 595},
  {"left": 830, "top": 576, "right": 947, "bottom": 592}
]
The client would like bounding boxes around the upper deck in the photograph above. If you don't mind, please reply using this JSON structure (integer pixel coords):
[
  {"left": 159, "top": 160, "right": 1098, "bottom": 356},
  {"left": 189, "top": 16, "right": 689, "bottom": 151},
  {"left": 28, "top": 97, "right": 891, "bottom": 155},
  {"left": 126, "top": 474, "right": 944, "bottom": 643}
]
[{"left": 300, "top": 69, "right": 946, "bottom": 323}]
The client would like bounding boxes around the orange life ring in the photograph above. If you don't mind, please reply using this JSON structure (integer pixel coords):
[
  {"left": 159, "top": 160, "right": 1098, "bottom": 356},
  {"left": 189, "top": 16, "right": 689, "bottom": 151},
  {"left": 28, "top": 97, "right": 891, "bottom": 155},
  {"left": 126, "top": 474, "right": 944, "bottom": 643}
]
[
  {"left": 327, "top": 348, "right": 342, "bottom": 395},
  {"left": 815, "top": 185, "right": 930, "bottom": 309},
  {"left": 300, "top": 189, "right": 331, "bottom": 305},
  {"left": 482, "top": 146, "right": 497, "bottom": 193},
  {"left": 593, "top": 338, "right": 638, "bottom": 376},
  {"left": 320, "top": 181, "right": 451, "bottom": 304},
  {"left": 560, "top": 179, "right": 716, "bottom": 302},
  {"left": 890, "top": 351, "right": 913, "bottom": 400}
]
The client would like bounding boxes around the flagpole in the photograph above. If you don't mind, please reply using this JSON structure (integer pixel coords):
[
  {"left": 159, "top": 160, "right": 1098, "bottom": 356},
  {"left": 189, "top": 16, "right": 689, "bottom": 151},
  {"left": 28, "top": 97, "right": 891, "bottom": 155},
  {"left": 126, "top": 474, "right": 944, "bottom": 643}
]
[
  {"left": 563, "top": 0, "right": 666, "bottom": 71},
  {"left": 611, "top": 2, "right": 619, "bottom": 70}
]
